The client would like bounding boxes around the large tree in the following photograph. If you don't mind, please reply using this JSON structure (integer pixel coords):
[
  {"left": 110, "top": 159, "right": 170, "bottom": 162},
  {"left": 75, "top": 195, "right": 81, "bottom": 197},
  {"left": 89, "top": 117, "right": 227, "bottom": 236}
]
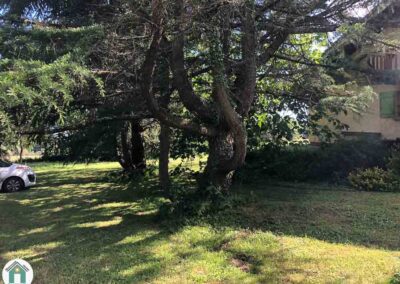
[
  {"left": 0, "top": 1, "right": 151, "bottom": 172},
  {"left": 137, "top": 0, "right": 377, "bottom": 190},
  {"left": 0, "top": 0, "right": 380, "bottom": 194}
]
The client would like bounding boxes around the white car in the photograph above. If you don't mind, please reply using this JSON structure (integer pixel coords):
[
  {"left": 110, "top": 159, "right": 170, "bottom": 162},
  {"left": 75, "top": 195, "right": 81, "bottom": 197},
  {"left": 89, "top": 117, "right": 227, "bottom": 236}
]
[{"left": 0, "top": 160, "right": 36, "bottom": 192}]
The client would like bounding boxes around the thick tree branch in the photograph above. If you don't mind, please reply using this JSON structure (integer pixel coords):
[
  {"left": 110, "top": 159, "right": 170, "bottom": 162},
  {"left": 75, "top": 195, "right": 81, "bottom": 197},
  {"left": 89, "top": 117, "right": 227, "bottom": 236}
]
[
  {"left": 169, "top": 0, "right": 214, "bottom": 122},
  {"left": 258, "top": 31, "right": 290, "bottom": 65},
  {"left": 273, "top": 54, "right": 338, "bottom": 69},
  {"left": 139, "top": 0, "right": 217, "bottom": 137},
  {"left": 235, "top": 4, "right": 257, "bottom": 116},
  {"left": 20, "top": 113, "right": 151, "bottom": 135},
  {"left": 212, "top": 80, "right": 247, "bottom": 172}
]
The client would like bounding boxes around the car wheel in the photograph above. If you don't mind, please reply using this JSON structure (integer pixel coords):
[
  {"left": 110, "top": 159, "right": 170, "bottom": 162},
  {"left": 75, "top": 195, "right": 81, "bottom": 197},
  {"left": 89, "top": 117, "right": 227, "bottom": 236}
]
[{"left": 2, "top": 177, "right": 24, "bottom": 193}]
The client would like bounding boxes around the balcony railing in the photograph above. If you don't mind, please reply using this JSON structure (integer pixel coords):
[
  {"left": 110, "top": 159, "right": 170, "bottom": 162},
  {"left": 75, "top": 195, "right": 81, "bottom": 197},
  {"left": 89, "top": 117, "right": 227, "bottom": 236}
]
[{"left": 367, "top": 53, "right": 400, "bottom": 70}]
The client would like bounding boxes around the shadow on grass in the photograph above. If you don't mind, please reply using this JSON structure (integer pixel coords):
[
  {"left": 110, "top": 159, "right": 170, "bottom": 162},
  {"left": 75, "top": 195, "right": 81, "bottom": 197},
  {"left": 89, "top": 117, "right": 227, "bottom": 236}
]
[
  {"left": 1, "top": 165, "right": 399, "bottom": 283},
  {"left": 214, "top": 180, "right": 400, "bottom": 251},
  {"left": 0, "top": 167, "right": 174, "bottom": 283}
]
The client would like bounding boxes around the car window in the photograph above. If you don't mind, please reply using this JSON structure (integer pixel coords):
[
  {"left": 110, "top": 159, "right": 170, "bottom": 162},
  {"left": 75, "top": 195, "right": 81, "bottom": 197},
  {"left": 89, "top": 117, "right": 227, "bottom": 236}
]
[{"left": 0, "top": 160, "right": 11, "bottom": 167}]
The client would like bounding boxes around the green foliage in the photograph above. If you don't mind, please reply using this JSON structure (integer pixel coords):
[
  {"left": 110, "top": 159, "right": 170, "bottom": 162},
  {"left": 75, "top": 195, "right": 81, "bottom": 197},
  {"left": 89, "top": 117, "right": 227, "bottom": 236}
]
[
  {"left": 0, "top": 0, "right": 110, "bottom": 25},
  {"left": 311, "top": 139, "right": 388, "bottom": 179},
  {"left": 0, "top": 25, "right": 104, "bottom": 62},
  {"left": 0, "top": 21, "right": 106, "bottom": 157},
  {"left": 0, "top": 0, "right": 387, "bottom": 191},
  {"left": 347, "top": 144, "right": 400, "bottom": 192},
  {"left": 320, "top": 83, "right": 376, "bottom": 115},
  {"left": 248, "top": 63, "right": 376, "bottom": 149},
  {"left": 247, "top": 93, "right": 308, "bottom": 150},
  {"left": 391, "top": 273, "right": 400, "bottom": 284},
  {"left": 241, "top": 139, "right": 389, "bottom": 183},
  {"left": 0, "top": 111, "right": 16, "bottom": 155},
  {"left": 41, "top": 123, "right": 119, "bottom": 162},
  {"left": 0, "top": 54, "right": 104, "bottom": 144},
  {"left": 348, "top": 167, "right": 400, "bottom": 192},
  {"left": 247, "top": 30, "right": 376, "bottom": 150},
  {"left": 242, "top": 145, "right": 316, "bottom": 181},
  {"left": 159, "top": 184, "right": 240, "bottom": 221},
  {"left": 170, "top": 131, "right": 208, "bottom": 160}
]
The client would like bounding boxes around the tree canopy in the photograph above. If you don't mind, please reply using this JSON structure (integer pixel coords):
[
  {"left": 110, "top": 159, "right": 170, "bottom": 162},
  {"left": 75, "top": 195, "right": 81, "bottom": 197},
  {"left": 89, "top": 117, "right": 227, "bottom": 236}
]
[{"left": 0, "top": 0, "right": 384, "bottom": 198}]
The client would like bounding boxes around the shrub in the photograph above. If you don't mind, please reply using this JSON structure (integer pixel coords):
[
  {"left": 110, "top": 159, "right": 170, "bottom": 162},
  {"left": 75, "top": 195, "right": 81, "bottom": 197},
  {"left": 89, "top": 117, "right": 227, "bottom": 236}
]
[
  {"left": 310, "top": 139, "right": 388, "bottom": 180},
  {"left": 241, "top": 138, "right": 389, "bottom": 183},
  {"left": 243, "top": 144, "right": 316, "bottom": 182},
  {"left": 348, "top": 167, "right": 400, "bottom": 192},
  {"left": 158, "top": 184, "right": 239, "bottom": 221}
]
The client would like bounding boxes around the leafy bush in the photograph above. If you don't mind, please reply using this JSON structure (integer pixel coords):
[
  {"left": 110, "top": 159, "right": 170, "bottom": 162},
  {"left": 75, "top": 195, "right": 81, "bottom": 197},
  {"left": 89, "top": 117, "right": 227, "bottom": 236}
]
[
  {"left": 348, "top": 167, "right": 400, "bottom": 192},
  {"left": 310, "top": 139, "right": 388, "bottom": 180},
  {"left": 241, "top": 139, "right": 389, "bottom": 182},
  {"left": 243, "top": 144, "right": 316, "bottom": 181},
  {"left": 158, "top": 184, "right": 238, "bottom": 221},
  {"left": 390, "top": 273, "right": 400, "bottom": 284}
]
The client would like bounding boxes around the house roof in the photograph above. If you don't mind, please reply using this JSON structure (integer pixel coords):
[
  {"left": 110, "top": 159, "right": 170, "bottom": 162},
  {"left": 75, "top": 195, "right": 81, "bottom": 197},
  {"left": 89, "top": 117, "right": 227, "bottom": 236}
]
[
  {"left": 367, "top": 0, "right": 400, "bottom": 29},
  {"left": 364, "top": 0, "right": 396, "bottom": 23},
  {"left": 325, "top": 0, "right": 398, "bottom": 55},
  {"left": 6, "top": 261, "right": 29, "bottom": 272}
]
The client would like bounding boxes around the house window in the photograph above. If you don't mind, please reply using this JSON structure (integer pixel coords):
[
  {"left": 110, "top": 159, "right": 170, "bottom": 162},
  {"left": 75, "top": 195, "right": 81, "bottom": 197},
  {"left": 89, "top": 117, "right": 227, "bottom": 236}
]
[{"left": 380, "top": 91, "right": 400, "bottom": 118}]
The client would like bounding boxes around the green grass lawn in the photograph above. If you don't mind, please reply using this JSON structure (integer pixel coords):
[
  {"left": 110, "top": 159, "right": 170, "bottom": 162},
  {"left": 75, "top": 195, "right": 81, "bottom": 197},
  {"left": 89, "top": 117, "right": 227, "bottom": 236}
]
[{"left": 1, "top": 162, "right": 400, "bottom": 283}]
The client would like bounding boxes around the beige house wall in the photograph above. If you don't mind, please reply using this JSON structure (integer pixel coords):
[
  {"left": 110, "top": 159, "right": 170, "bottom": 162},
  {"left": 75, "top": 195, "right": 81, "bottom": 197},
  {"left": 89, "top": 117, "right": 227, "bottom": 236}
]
[
  {"left": 310, "top": 7, "right": 400, "bottom": 143},
  {"left": 338, "top": 85, "right": 400, "bottom": 140},
  {"left": 310, "top": 85, "right": 400, "bottom": 143},
  {"left": 335, "top": 25, "right": 400, "bottom": 141}
]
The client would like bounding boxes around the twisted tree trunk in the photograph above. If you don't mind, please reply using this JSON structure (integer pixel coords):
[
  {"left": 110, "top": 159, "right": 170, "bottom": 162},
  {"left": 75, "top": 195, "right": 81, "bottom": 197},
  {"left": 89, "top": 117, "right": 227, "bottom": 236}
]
[
  {"left": 202, "top": 132, "right": 235, "bottom": 190},
  {"left": 202, "top": 122, "right": 247, "bottom": 191}
]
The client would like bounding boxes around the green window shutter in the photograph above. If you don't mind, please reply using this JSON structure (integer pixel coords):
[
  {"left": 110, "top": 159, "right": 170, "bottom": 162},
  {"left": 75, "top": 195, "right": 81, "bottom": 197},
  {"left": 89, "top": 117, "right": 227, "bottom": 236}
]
[{"left": 380, "top": 92, "right": 395, "bottom": 118}]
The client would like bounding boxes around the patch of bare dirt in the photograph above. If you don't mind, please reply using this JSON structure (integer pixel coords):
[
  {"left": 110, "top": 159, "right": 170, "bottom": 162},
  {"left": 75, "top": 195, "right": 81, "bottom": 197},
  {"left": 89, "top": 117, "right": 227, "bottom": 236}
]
[{"left": 231, "top": 257, "right": 251, "bottom": 273}]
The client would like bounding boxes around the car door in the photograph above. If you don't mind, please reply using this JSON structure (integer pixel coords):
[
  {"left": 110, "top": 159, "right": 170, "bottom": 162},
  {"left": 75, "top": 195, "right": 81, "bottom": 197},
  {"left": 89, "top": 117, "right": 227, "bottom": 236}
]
[{"left": 0, "top": 161, "right": 10, "bottom": 183}]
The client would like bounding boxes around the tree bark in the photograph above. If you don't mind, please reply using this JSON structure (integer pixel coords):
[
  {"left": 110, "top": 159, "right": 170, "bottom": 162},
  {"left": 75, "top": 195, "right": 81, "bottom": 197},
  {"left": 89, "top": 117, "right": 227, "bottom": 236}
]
[
  {"left": 118, "top": 122, "right": 133, "bottom": 171},
  {"left": 159, "top": 123, "right": 170, "bottom": 193},
  {"left": 130, "top": 120, "right": 146, "bottom": 171},
  {"left": 201, "top": 126, "right": 247, "bottom": 191},
  {"left": 140, "top": 0, "right": 275, "bottom": 193},
  {"left": 158, "top": 53, "right": 172, "bottom": 194},
  {"left": 19, "top": 140, "right": 24, "bottom": 163},
  {"left": 202, "top": 133, "right": 234, "bottom": 191},
  {"left": 118, "top": 120, "right": 146, "bottom": 173}
]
